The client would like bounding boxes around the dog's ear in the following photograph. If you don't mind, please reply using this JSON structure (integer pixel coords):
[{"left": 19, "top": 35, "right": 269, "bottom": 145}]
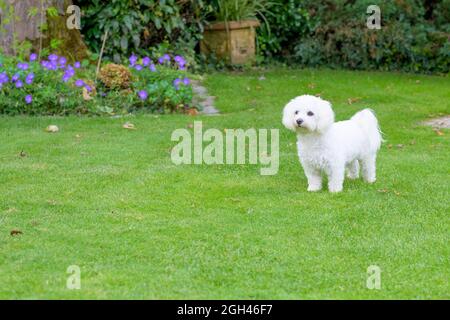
[
  {"left": 316, "top": 100, "right": 335, "bottom": 133},
  {"left": 282, "top": 105, "right": 297, "bottom": 131}
]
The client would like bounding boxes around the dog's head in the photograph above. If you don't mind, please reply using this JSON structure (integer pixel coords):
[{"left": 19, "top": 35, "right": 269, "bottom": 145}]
[{"left": 282, "top": 95, "right": 335, "bottom": 134}]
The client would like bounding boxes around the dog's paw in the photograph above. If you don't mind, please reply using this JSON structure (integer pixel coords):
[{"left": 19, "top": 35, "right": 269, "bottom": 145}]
[
  {"left": 307, "top": 185, "right": 322, "bottom": 192},
  {"left": 328, "top": 185, "right": 343, "bottom": 193},
  {"left": 364, "top": 177, "right": 376, "bottom": 184},
  {"left": 346, "top": 172, "right": 359, "bottom": 180}
]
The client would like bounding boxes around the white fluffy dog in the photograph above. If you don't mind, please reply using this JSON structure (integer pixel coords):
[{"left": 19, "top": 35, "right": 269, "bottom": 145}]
[{"left": 282, "top": 95, "right": 382, "bottom": 192}]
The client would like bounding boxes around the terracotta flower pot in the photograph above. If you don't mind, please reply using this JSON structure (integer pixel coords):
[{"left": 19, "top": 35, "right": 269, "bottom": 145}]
[{"left": 200, "top": 19, "right": 260, "bottom": 65}]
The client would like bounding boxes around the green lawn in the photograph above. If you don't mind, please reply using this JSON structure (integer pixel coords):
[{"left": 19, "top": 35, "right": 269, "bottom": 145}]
[{"left": 0, "top": 68, "right": 449, "bottom": 299}]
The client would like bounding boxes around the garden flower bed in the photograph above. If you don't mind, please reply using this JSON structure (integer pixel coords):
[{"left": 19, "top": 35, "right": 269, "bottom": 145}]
[{"left": 0, "top": 53, "right": 195, "bottom": 116}]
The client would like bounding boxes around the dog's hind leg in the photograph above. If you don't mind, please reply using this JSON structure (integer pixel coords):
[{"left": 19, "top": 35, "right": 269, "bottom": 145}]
[
  {"left": 361, "top": 154, "right": 377, "bottom": 183},
  {"left": 346, "top": 160, "right": 360, "bottom": 180}
]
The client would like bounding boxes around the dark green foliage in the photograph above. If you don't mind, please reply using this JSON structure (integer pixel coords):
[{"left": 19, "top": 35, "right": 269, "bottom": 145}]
[
  {"left": 258, "top": 0, "right": 449, "bottom": 73},
  {"left": 75, "top": 0, "right": 210, "bottom": 64},
  {"left": 257, "top": 0, "right": 314, "bottom": 59}
]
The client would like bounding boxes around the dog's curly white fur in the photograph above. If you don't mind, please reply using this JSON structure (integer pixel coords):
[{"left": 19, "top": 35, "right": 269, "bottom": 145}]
[{"left": 282, "top": 95, "right": 382, "bottom": 192}]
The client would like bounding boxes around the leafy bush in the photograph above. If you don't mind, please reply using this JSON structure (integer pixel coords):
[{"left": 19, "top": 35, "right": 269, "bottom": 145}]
[
  {"left": 258, "top": 0, "right": 450, "bottom": 73},
  {"left": 75, "top": 0, "right": 210, "bottom": 66},
  {"left": 0, "top": 53, "right": 194, "bottom": 116},
  {"left": 208, "top": 0, "right": 272, "bottom": 21},
  {"left": 257, "top": 0, "right": 313, "bottom": 59}
]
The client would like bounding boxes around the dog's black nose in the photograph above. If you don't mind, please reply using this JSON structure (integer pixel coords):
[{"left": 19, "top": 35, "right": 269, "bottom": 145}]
[{"left": 296, "top": 118, "right": 304, "bottom": 126}]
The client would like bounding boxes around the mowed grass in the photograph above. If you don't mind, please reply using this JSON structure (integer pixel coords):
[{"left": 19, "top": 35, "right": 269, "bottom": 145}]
[{"left": 0, "top": 68, "right": 448, "bottom": 299}]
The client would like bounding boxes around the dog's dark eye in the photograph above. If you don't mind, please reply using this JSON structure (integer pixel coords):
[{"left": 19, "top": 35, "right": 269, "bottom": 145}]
[
  {"left": 294, "top": 110, "right": 299, "bottom": 115},
  {"left": 307, "top": 111, "right": 314, "bottom": 116}
]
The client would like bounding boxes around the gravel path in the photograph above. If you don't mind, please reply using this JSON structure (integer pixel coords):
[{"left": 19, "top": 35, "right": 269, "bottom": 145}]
[
  {"left": 192, "top": 80, "right": 219, "bottom": 115},
  {"left": 422, "top": 115, "right": 450, "bottom": 129}
]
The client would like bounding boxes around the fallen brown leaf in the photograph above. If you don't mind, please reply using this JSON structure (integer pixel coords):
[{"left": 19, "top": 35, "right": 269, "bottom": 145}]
[
  {"left": 433, "top": 129, "right": 444, "bottom": 136},
  {"left": 19, "top": 150, "right": 27, "bottom": 157},
  {"left": 123, "top": 122, "right": 136, "bottom": 130},
  {"left": 396, "top": 144, "right": 404, "bottom": 149},
  {"left": 308, "top": 83, "right": 316, "bottom": 89},
  {"left": 187, "top": 108, "right": 198, "bottom": 116},
  {"left": 82, "top": 87, "right": 93, "bottom": 101},
  {"left": 10, "top": 230, "right": 23, "bottom": 236},
  {"left": 347, "top": 97, "right": 362, "bottom": 105}
]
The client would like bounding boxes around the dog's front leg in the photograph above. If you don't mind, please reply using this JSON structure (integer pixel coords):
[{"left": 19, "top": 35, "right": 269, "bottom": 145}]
[
  {"left": 303, "top": 164, "right": 322, "bottom": 192},
  {"left": 327, "top": 165, "right": 345, "bottom": 193}
]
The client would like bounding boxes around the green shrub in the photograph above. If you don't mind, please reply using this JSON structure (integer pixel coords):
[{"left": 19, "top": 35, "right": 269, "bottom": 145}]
[
  {"left": 208, "top": 0, "right": 272, "bottom": 21},
  {"left": 76, "top": 0, "right": 210, "bottom": 66},
  {"left": 258, "top": 0, "right": 450, "bottom": 73},
  {"left": 0, "top": 53, "right": 194, "bottom": 116},
  {"left": 257, "top": 0, "right": 313, "bottom": 59}
]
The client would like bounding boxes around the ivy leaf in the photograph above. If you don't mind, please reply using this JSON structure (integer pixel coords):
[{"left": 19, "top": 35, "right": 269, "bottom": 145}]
[{"left": 120, "top": 37, "right": 128, "bottom": 51}]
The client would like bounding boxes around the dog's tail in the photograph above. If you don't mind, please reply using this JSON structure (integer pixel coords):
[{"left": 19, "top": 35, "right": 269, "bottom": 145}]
[{"left": 351, "top": 109, "right": 383, "bottom": 152}]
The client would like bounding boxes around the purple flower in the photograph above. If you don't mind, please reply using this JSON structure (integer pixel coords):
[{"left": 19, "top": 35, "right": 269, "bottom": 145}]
[
  {"left": 138, "top": 90, "right": 148, "bottom": 100},
  {"left": 183, "top": 77, "right": 190, "bottom": 86},
  {"left": 142, "top": 57, "right": 151, "bottom": 66},
  {"left": 44, "top": 60, "right": 58, "bottom": 70},
  {"left": 135, "top": 64, "right": 143, "bottom": 71},
  {"left": 74, "top": 61, "right": 81, "bottom": 68},
  {"left": 173, "top": 78, "right": 182, "bottom": 90},
  {"left": 129, "top": 54, "right": 138, "bottom": 66},
  {"left": 65, "top": 66, "right": 75, "bottom": 77},
  {"left": 25, "top": 95, "right": 33, "bottom": 104},
  {"left": 25, "top": 73, "right": 34, "bottom": 85},
  {"left": 48, "top": 54, "right": 58, "bottom": 62},
  {"left": 30, "top": 53, "right": 38, "bottom": 61},
  {"left": 158, "top": 54, "right": 171, "bottom": 64},
  {"left": 149, "top": 64, "right": 157, "bottom": 72},
  {"left": 17, "top": 63, "right": 29, "bottom": 70},
  {"left": 62, "top": 69, "right": 75, "bottom": 82},
  {"left": 174, "top": 55, "right": 183, "bottom": 63},
  {"left": 85, "top": 85, "right": 92, "bottom": 92},
  {"left": 58, "top": 57, "right": 67, "bottom": 66},
  {"left": 174, "top": 55, "right": 186, "bottom": 69},
  {"left": 75, "top": 79, "right": 85, "bottom": 87},
  {"left": 15, "top": 80, "right": 23, "bottom": 88},
  {"left": 12, "top": 74, "right": 20, "bottom": 82},
  {"left": 0, "top": 72, "right": 9, "bottom": 84},
  {"left": 65, "top": 71, "right": 75, "bottom": 78}
]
